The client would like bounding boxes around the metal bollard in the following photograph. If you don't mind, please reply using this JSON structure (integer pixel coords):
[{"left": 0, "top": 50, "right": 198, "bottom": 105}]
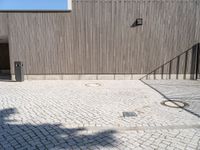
[{"left": 14, "top": 61, "right": 24, "bottom": 82}]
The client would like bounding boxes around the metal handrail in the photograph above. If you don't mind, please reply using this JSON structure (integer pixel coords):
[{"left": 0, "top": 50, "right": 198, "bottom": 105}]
[{"left": 140, "top": 43, "right": 200, "bottom": 80}]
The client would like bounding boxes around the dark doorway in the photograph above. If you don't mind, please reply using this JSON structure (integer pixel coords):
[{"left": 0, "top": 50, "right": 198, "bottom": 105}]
[{"left": 0, "top": 43, "right": 11, "bottom": 80}]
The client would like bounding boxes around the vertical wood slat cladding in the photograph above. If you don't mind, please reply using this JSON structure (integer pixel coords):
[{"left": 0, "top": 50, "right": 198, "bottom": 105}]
[
  {"left": 195, "top": 1, "right": 200, "bottom": 43},
  {"left": 7, "top": 0, "right": 199, "bottom": 75},
  {"left": 0, "top": 13, "right": 8, "bottom": 37}
]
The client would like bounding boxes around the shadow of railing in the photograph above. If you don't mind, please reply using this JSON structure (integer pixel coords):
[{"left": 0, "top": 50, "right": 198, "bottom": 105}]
[
  {"left": 140, "top": 80, "right": 200, "bottom": 118},
  {"left": 140, "top": 43, "right": 200, "bottom": 80}
]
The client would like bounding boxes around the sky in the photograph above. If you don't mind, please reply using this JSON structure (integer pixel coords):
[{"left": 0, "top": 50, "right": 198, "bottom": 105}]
[{"left": 0, "top": 0, "right": 68, "bottom": 11}]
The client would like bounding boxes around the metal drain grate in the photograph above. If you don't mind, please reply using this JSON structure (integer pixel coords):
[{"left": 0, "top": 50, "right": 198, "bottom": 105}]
[
  {"left": 161, "top": 100, "right": 189, "bottom": 108},
  {"left": 85, "top": 83, "right": 101, "bottom": 87},
  {"left": 123, "top": 112, "right": 137, "bottom": 117}
]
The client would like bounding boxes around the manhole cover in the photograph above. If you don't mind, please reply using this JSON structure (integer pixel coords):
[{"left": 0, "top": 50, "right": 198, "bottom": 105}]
[
  {"left": 123, "top": 112, "right": 137, "bottom": 117},
  {"left": 85, "top": 83, "right": 101, "bottom": 87},
  {"left": 161, "top": 100, "right": 189, "bottom": 108}
]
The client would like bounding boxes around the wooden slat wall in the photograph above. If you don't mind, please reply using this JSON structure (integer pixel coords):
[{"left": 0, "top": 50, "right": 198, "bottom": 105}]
[
  {"left": 196, "top": 1, "right": 200, "bottom": 78},
  {"left": 195, "top": 0, "right": 200, "bottom": 42},
  {"left": 0, "top": 13, "right": 8, "bottom": 37},
  {"left": 6, "top": 0, "right": 200, "bottom": 75}
]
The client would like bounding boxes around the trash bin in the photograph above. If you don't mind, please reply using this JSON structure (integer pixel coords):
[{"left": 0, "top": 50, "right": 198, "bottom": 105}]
[{"left": 14, "top": 61, "right": 24, "bottom": 82}]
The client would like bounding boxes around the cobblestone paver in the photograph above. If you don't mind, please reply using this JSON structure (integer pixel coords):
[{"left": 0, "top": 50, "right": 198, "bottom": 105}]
[{"left": 0, "top": 80, "right": 199, "bottom": 149}]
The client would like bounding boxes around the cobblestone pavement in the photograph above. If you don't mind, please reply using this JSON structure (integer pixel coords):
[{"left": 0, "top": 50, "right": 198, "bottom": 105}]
[{"left": 0, "top": 80, "right": 199, "bottom": 150}]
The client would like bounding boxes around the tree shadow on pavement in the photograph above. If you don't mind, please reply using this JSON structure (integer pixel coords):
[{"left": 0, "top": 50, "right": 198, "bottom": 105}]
[{"left": 0, "top": 108, "right": 117, "bottom": 150}]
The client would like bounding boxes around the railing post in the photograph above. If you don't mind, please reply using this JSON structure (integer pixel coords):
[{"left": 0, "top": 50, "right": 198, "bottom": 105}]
[
  {"left": 161, "top": 65, "right": 164, "bottom": 79},
  {"left": 196, "top": 43, "right": 200, "bottom": 80},
  {"left": 169, "top": 60, "right": 172, "bottom": 79},
  {"left": 153, "top": 70, "right": 156, "bottom": 80},
  {"left": 176, "top": 56, "right": 180, "bottom": 79},
  {"left": 184, "top": 51, "right": 188, "bottom": 80}
]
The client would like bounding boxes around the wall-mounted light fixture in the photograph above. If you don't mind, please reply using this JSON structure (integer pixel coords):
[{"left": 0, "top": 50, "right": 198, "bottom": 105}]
[
  {"left": 131, "top": 18, "right": 143, "bottom": 27},
  {"left": 136, "top": 18, "right": 143, "bottom": 26}
]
